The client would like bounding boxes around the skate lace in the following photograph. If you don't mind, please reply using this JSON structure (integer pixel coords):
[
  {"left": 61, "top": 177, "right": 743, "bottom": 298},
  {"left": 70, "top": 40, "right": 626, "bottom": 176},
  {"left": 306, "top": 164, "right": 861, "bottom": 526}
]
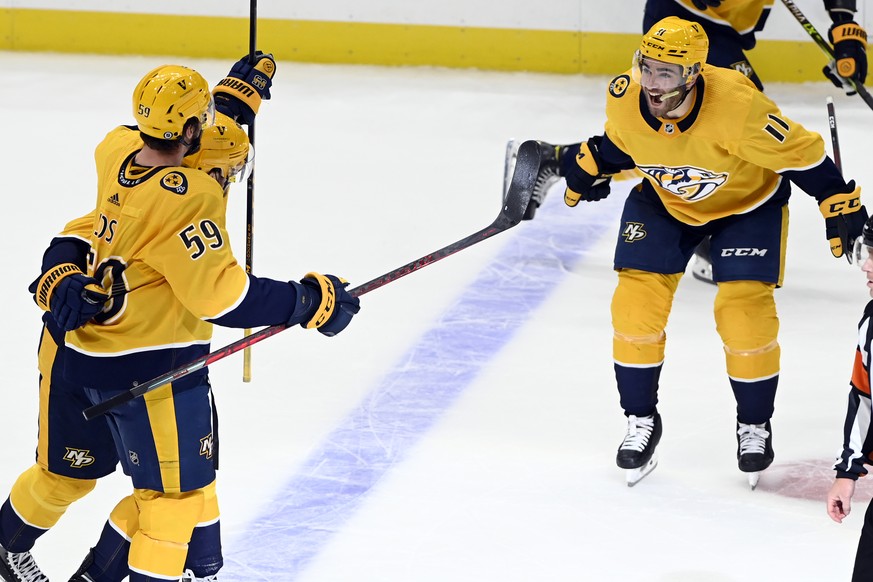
[
  {"left": 737, "top": 423, "right": 770, "bottom": 455},
  {"left": 619, "top": 415, "right": 655, "bottom": 452},
  {"left": 182, "top": 569, "right": 219, "bottom": 581},
  {"left": 7, "top": 551, "right": 49, "bottom": 582}
]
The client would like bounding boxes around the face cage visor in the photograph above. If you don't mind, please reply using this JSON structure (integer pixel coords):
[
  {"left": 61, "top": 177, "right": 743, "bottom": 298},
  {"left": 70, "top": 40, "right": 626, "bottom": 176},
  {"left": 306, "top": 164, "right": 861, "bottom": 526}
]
[
  {"left": 227, "top": 144, "right": 255, "bottom": 185},
  {"left": 852, "top": 236, "right": 873, "bottom": 268}
]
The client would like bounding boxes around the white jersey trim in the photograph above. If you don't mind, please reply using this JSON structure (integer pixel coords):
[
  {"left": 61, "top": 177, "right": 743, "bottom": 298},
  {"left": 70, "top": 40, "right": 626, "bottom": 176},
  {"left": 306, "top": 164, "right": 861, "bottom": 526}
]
[
  {"left": 66, "top": 338, "right": 212, "bottom": 358},
  {"left": 773, "top": 152, "right": 828, "bottom": 174}
]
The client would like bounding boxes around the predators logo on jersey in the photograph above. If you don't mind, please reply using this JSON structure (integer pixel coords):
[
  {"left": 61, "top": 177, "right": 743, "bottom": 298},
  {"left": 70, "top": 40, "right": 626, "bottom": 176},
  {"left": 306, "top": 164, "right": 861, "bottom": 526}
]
[
  {"left": 200, "top": 433, "right": 214, "bottom": 459},
  {"left": 622, "top": 222, "right": 647, "bottom": 243},
  {"left": 63, "top": 448, "right": 96, "bottom": 468},
  {"left": 637, "top": 164, "right": 729, "bottom": 202},
  {"left": 603, "top": 66, "right": 826, "bottom": 226},
  {"left": 161, "top": 171, "right": 189, "bottom": 195}
]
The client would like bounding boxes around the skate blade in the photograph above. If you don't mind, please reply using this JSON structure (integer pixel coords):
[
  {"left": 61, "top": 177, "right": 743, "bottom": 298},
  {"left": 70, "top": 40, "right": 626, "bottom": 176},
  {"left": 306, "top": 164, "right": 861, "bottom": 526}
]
[
  {"left": 690, "top": 263, "right": 715, "bottom": 285},
  {"left": 747, "top": 471, "right": 761, "bottom": 490},
  {"left": 626, "top": 455, "right": 658, "bottom": 487}
]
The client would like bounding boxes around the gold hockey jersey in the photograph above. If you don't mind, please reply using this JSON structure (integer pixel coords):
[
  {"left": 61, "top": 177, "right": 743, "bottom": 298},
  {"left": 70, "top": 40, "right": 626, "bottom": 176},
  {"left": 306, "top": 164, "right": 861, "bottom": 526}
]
[
  {"left": 602, "top": 66, "right": 830, "bottom": 226},
  {"left": 55, "top": 126, "right": 296, "bottom": 390}
]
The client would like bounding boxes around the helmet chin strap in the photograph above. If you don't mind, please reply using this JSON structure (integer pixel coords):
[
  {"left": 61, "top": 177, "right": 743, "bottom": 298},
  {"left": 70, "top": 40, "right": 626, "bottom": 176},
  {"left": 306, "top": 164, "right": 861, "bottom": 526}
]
[{"left": 179, "top": 127, "right": 203, "bottom": 156}]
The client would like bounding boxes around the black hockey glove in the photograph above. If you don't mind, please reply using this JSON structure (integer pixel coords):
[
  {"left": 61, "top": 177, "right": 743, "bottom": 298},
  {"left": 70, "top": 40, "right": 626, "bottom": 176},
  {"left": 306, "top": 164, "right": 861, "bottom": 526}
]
[
  {"left": 823, "top": 18, "right": 867, "bottom": 94},
  {"left": 561, "top": 137, "right": 612, "bottom": 206},
  {"left": 819, "top": 183, "right": 868, "bottom": 261},
  {"left": 690, "top": 0, "right": 721, "bottom": 10},
  {"left": 292, "top": 273, "right": 361, "bottom": 336},
  {"left": 213, "top": 51, "right": 277, "bottom": 126},
  {"left": 34, "top": 264, "right": 109, "bottom": 331}
]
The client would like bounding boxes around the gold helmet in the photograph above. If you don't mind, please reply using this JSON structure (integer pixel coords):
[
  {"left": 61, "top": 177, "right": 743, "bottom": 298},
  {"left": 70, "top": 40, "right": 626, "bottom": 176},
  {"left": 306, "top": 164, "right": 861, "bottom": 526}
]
[
  {"left": 183, "top": 112, "right": 251, "bottom": 184},
  {"left": 638, "top": 16, "right": 708, "bottom": 78},
  {"left": 133, "top": 65, "right": 215, "bottom": 140}
]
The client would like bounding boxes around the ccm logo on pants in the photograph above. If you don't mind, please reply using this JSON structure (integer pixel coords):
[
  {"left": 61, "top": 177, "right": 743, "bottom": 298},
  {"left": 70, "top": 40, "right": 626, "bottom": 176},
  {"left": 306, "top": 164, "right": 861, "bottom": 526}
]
[{"left": 720, "top": 248, "right": 768, "bottom": 257}]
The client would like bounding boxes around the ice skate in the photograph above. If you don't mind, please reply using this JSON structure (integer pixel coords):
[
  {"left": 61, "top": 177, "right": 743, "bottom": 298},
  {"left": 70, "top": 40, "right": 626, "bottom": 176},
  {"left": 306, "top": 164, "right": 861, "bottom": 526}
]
[
  {"left": 68, "top": 548, "right": 98, "bottom": 582},
  {"left": 690, "top": 237, "right": 716, "bottom": 285},
  {"left": 616, "top": 413, "right": 662, "bottom": 487},
  {"left": 0, "top": 544, "right": 49, "bottom": 582},
  {"left": 503, "top": 138, "right": 562, "bottom": 220},
  {"left": 737, "top": 421, "right": 774, "bottom": 490},
  {"left": 690, "top": 254, "right": 714, "bottom": 284}
]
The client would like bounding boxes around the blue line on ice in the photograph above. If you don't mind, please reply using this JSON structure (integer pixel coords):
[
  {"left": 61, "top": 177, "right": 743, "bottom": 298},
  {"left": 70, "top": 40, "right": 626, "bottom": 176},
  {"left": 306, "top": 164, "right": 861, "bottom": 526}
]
[{"left": 225, "top": 186, "right": 625, "bottom": 578}]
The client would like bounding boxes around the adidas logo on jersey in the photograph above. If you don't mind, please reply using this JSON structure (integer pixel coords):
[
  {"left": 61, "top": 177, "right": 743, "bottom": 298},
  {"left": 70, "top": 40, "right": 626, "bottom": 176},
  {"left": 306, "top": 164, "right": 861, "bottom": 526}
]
[{"left": 108, "top": 193, "right": 120, "bottom": 206}]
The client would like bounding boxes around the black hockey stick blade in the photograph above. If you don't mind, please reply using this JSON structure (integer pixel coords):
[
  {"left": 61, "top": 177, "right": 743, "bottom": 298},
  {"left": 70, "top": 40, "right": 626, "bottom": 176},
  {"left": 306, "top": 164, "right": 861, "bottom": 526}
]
[{"left": 82, "top": 141, "right": 540, "bottom": 421}]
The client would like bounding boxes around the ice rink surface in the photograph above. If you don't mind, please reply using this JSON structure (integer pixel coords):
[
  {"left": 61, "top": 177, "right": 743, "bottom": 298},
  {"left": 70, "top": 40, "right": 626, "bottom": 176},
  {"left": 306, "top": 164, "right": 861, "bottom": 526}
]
[{"left": 2, "top": 51, "right": 873, "bottom": 581}]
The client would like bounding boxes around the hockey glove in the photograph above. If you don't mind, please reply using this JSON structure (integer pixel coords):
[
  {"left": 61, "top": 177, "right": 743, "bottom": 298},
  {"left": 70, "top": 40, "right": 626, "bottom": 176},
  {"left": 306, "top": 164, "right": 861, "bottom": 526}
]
[
  {"left": 213, "top": 51, "right": 277, "bottom": 126},
  {"left": 562, "top": 137, "right": 612, "bottom": 207},
  {"left": 823, "top": 20, "right": 868, "bottom": 93},
  {"left": 34, "top": 263, "right": 109, "bottom": 331},
  {"left": 296, "top": 272, "right": 361, "bottom": 336},
  {"left": 819, "top": 183, "right": 868, "bottom": 261},
  {"left": 690, "top": 0, "right": 721, "bottom": 10}
]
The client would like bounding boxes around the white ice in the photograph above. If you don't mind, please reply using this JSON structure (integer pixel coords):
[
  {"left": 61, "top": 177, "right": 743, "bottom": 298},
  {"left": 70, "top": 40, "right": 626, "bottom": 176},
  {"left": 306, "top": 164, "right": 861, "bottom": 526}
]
[{"left": 1, "top": 51, "right": 872, "bottom": 581}]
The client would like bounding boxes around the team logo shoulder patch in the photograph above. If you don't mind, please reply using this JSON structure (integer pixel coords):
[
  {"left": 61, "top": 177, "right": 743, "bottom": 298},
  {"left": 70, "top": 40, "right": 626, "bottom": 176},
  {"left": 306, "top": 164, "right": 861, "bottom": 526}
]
[
  {"left": 730, "top": 60, "right": 754, "bottom": 79},
  {"left": 609, "top": 75, "right": 630, "bottom": 98},
  {"left": 161, "top": 171, "right": 189, "bottom": 195}
]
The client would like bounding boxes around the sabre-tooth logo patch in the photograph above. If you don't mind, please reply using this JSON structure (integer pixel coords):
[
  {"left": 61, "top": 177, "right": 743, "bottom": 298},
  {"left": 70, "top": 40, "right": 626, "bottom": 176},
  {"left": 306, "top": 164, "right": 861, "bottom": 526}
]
[
  {"left": 637, "top": 164, "right": 728, "bottom": 202},
  {"left": 129, "top": 450, "right": 140, "bottom": 466},
  {"left": 160, "top": 171, "right": 188, "bottom": 195},
  {"left": 622, "top": 222, "right": 647, "bottom": 243},
  {"left": 63, "top": 448, "right": 95, "bottom": 468}
]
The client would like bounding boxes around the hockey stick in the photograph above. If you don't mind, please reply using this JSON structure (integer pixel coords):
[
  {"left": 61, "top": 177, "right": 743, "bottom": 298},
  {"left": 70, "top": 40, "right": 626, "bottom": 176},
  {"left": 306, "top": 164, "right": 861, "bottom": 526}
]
[
  {"left": 826, "top": 96, "right": 842, "bottom": 172},
  {"left": 779, "top": 0, "right": 873, "bottom": 112},
  {"left": 82, "top": 140, "right": 541, "bottom": 420},
  {"left": 242, "top": 0, "right": 258, "bottom": 382},
  {"left": 826, "top": 96, "right": 855, "bottom": 265}
]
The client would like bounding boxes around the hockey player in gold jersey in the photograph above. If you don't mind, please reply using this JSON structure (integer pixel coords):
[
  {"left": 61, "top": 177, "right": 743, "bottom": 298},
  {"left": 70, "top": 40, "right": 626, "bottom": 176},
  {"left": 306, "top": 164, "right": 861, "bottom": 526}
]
[
  {"left": 643, "top": 0, "right": 868, "bottom": 283},
  {"left": 542, "top": 17, "right": 866, "bottom": 487},
  {"left": 0, "top": 59, "right": 359, "bottom": 582},
  {"left": 0, "top": 112, "right": 252, "bottom": 582}
]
